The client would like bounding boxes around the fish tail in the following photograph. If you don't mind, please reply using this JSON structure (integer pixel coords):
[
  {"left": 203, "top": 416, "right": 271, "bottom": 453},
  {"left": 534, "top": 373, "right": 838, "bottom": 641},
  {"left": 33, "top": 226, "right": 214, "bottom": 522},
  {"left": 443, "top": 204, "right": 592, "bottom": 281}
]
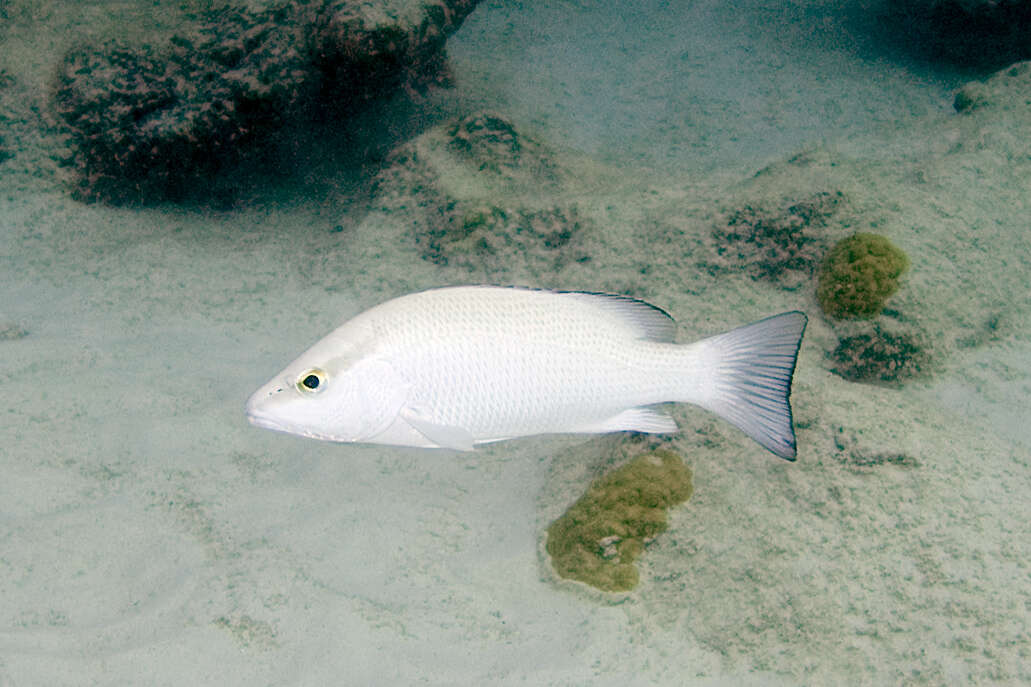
[{"left": 690, "top": 311, "right": 807, "bottom": 460}]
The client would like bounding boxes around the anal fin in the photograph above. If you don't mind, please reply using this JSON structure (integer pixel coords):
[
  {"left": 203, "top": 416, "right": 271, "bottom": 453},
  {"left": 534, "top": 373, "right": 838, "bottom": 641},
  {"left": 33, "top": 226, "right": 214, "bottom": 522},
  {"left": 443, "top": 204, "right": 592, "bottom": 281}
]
[{"left": 571, "top": 406, "right": 679, "bottom": 435}]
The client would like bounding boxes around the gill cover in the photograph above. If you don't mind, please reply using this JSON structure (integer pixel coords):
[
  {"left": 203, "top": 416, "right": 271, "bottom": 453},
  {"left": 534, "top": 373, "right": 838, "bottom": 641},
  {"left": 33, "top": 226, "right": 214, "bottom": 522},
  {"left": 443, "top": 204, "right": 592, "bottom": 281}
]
[{"left": 325, "top": 357, "right": 409, "bottom": 442}]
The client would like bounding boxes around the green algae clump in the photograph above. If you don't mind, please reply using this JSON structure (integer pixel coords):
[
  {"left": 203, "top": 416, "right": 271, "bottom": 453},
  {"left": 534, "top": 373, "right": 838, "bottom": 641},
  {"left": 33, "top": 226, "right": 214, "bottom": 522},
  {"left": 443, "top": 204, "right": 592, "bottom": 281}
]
[
  {"left": 546, "top": 449, "right": 693, "bottom": 592},
  {"left": 817, "top": 233, "right": 909, "bottom": 319}
]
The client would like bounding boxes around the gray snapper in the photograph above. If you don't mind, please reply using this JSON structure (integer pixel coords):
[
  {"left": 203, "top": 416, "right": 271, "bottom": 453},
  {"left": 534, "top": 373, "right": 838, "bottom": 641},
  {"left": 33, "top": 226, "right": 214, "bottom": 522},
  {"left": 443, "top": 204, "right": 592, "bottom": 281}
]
[{"left": 246, "top": 286, "right": 807, "bottom": 459}]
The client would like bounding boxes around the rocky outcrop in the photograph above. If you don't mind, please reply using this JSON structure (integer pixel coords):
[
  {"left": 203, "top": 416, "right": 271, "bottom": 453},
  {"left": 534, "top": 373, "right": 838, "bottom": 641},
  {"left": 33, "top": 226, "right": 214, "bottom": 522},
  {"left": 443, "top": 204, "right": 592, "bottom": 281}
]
[
  {"left": 371, "top": 111, "right": 590, "bottom": 279},
  {"left": 51, "top": 0, "right": 481, "bottom": 204},
  {"left": 312, "top": 0, "right": 480, "bottom": 107}
]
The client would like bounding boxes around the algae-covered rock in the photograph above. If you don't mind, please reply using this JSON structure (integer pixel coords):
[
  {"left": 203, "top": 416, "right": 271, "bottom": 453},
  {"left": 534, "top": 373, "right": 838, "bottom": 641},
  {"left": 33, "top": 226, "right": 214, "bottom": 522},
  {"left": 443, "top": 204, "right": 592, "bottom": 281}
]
[
  {"left": 371, "top": 111, "right": 587, "bottom": 279},
  {"left": 52, "top": 4, "right": 315, "bottom": 204},
  {"left": 829, "top": 323, "right": 930, "bottom": 385},
  {"left": 816, "top": 233, "right": 909, "bottom": 320},
  {"left": 706, "top": 191, "right": 843, "bottom": 290},
  {"left": 446, "top": 112, "right": 561, "bottom": 182},
  {"left": 51, "top": 0, "right": 482, "bottom": 204},
  {"left": 953, "top": 62, "right": 1031, "bottom": 113},
  {"left": 545, "top": 449, "right": 693, "bottom": 592},
  {"left": 422, "top": 203, "right": 584, "bottom": 271}
]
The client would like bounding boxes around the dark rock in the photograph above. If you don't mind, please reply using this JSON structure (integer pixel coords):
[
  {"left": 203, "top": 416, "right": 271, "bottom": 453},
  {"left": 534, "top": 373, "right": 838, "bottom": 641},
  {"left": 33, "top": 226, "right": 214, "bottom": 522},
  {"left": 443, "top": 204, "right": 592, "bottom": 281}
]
[
  {"left": 53, "top": 5, "right": 313, "bottom": 204},
  {"left": 883, "top": 0, "right": 1031, "bottom": 68},
  {"left": 312, "top": 0, "right": 480, "bottom": 108},
  {"left": 51, "top": 0, "right": 482, "bottom": 205}
]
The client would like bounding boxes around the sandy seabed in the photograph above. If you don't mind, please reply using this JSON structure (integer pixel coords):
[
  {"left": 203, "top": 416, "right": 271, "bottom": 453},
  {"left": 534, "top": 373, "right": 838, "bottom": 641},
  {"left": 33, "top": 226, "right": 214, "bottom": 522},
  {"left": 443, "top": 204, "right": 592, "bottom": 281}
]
[{"left": 1, "top": 1, "right": 1029, "bottom": 685}]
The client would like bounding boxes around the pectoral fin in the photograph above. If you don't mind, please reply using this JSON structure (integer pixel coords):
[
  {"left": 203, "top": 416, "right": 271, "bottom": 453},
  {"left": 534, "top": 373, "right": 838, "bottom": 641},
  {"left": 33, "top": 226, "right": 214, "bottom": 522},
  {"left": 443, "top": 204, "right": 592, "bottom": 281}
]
[{"left": 400, "top": 404, "right": 476, "bottom": 451}]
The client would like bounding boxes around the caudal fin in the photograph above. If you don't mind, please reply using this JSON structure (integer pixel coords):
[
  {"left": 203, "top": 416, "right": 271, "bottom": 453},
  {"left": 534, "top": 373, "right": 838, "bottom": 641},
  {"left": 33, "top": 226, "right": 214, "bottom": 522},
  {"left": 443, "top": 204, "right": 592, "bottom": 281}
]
[{"left": 697, "top": 311, "right": 807, "bottom": 460}]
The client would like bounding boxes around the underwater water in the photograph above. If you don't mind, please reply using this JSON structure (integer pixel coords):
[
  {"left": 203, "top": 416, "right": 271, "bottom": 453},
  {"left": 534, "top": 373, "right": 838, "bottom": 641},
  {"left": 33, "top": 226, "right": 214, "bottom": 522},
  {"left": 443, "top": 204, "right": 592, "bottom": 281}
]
[{"left": 2, "top": 0, "right": 1030, "bottom": 685}]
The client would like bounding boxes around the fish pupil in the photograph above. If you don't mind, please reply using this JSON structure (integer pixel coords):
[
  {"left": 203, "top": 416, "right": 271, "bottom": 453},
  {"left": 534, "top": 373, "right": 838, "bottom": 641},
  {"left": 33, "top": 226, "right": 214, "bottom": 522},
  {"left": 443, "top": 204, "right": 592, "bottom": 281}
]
[{"left": 302, "top": 374, "right": 320, "bottom": 390}]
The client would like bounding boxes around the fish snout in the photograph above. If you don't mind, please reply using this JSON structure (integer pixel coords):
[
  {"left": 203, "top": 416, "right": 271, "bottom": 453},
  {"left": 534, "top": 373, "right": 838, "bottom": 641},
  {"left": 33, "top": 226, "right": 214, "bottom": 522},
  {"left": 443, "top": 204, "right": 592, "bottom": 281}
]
[{"left": 245, "top": 381, "right": 287, "bottom": 429}]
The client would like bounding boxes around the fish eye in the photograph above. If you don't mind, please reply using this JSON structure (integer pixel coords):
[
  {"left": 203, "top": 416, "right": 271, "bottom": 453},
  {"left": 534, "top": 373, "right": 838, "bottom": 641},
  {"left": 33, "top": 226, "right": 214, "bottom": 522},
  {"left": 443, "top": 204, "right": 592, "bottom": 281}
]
[{"left": 296, "top": 368, "right": 327, "bottom": 394}]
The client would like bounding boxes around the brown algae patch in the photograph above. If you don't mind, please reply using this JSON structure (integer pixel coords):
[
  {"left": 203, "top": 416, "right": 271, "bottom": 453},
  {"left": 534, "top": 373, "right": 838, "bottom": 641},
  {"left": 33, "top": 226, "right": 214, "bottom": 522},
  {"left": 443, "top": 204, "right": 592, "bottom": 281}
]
[
  {"left": 817, "top": 233, "right": 909, "bottom": 319},
  {"left": 545, "top": 449, "right": 693, "bottom": 592}
]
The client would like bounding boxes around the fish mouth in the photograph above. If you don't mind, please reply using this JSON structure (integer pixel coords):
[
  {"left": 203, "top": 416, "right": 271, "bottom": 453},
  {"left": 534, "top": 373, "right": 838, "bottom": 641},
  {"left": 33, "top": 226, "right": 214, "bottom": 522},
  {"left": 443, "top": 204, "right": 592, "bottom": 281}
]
[
  {"left": 245, "top": 401, "right": 350, "bottom": 443},
  {"left": 244, "top": 390, "right": 296, "bottom": 435},
  {"left": 245, "top": 407, "right": 292, "bottom": 434}
]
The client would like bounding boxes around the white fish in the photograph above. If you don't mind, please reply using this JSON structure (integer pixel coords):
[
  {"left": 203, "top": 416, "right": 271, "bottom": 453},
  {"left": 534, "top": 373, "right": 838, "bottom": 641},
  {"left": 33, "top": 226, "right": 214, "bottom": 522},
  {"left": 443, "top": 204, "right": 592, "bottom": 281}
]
[{"left": 246, "top": 286, "right": 807, "bottom": 459}]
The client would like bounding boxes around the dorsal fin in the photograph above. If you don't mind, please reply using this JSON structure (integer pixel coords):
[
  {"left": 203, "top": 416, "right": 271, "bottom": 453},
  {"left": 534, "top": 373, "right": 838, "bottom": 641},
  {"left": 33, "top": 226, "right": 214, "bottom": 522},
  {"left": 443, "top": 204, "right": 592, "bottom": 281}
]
[
  {"left": 557, "top": 290, "right": 677, "bottom": 342},
  {"left": 456, "top": 285, "right": 678, "bottom": 342}
]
